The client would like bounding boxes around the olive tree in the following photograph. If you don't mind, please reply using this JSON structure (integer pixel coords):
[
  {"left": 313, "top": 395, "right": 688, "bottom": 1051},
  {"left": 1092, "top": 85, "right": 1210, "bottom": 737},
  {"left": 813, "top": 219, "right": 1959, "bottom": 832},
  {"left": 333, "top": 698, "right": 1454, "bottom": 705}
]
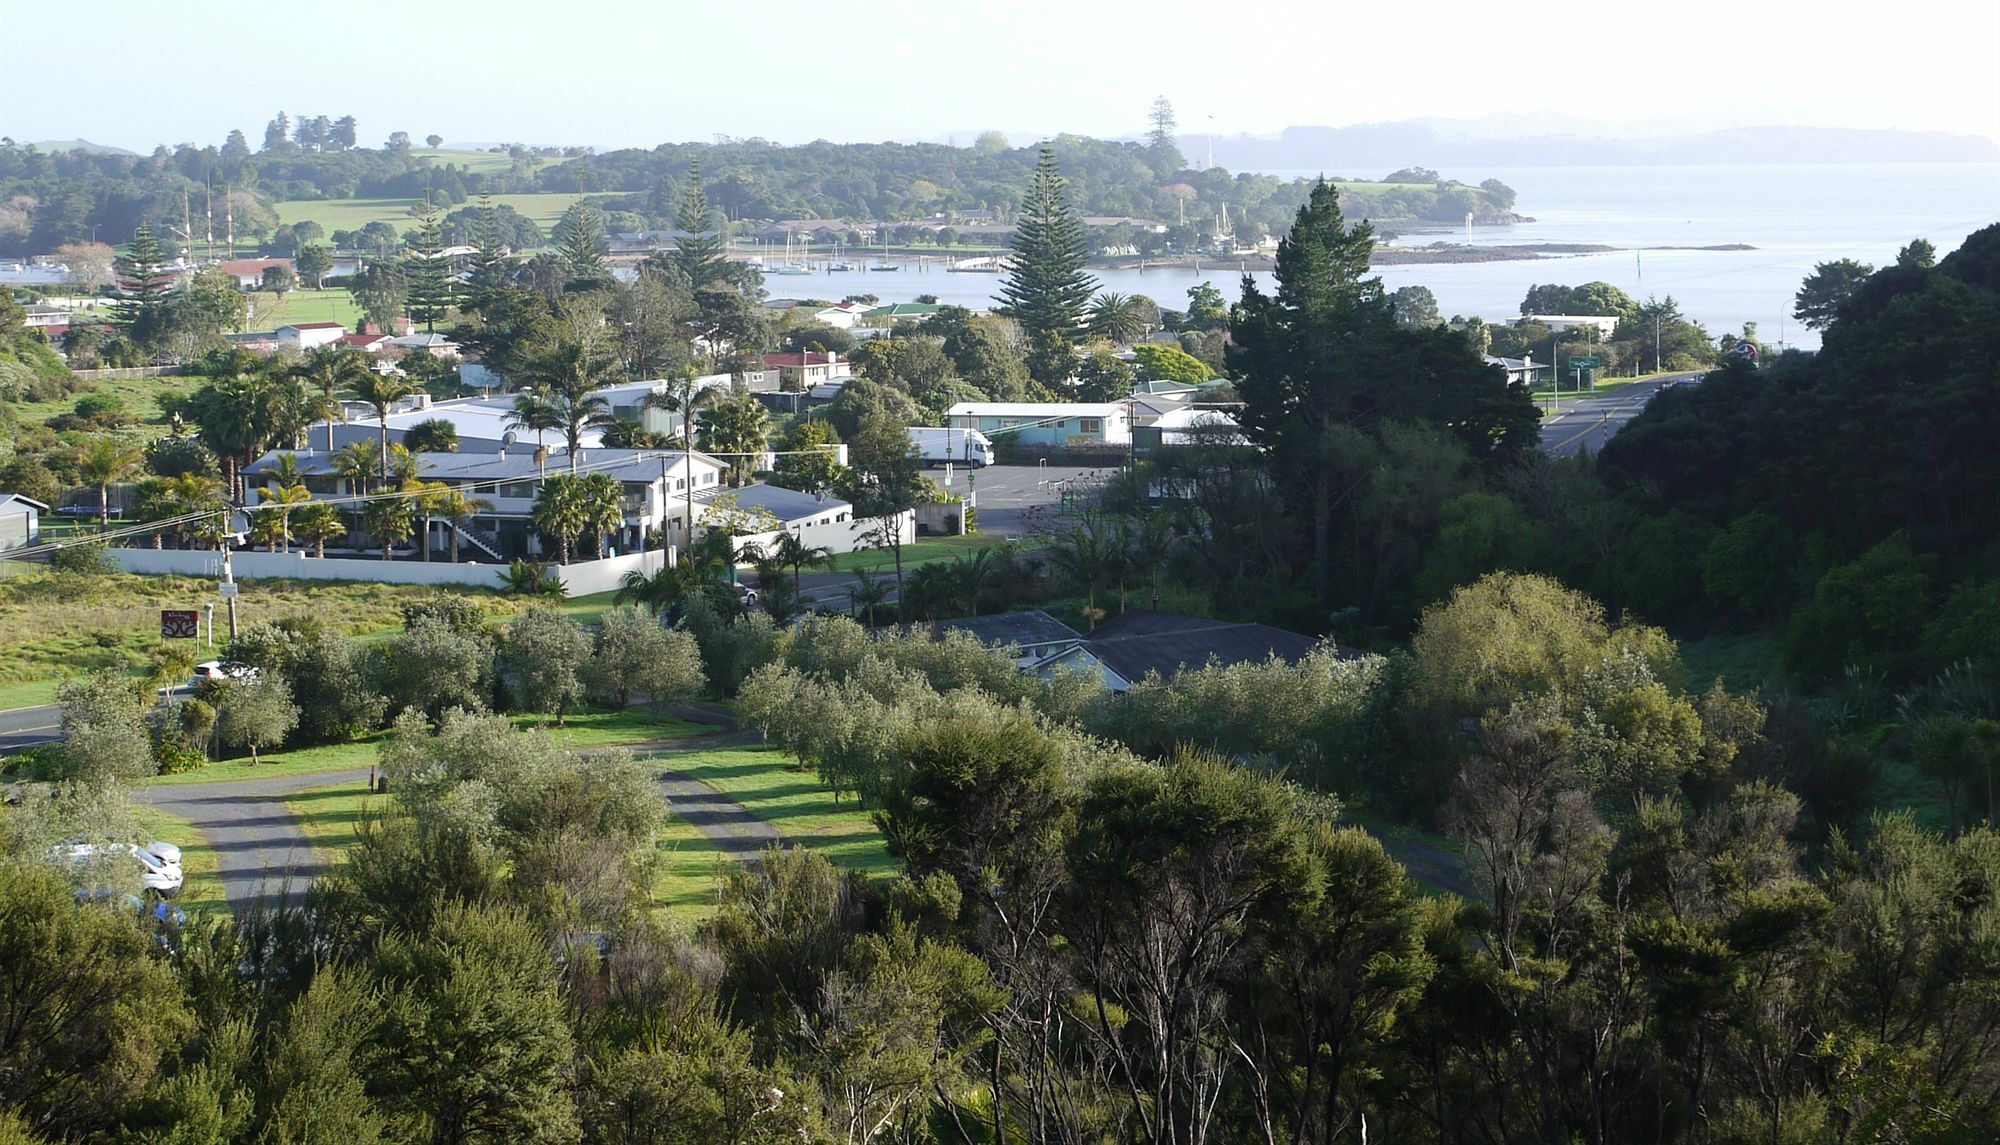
[
  {"left": 502, "top": 608, "right": 592, "bottom": 725},
  {"left": 214, "top": 675, "right": 299, "bottom": 764},
  {"left": 589, "top": 607, "right": 707, "bottom": 716}
]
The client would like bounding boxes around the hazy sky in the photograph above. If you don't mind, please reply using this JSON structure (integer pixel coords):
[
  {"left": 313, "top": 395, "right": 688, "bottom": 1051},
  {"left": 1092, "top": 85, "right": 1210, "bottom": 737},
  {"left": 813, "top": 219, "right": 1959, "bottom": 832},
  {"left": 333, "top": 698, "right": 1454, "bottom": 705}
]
[{"left": 4, "top": 0, "right": 1997, "bottom": 150}]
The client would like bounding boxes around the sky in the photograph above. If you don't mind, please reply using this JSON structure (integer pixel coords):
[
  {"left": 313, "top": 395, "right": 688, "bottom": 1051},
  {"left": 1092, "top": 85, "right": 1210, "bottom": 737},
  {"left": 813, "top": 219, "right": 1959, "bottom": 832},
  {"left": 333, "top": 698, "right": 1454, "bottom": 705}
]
[{"left": 3, "top": 0, "right": 1997, "bottom": 151}]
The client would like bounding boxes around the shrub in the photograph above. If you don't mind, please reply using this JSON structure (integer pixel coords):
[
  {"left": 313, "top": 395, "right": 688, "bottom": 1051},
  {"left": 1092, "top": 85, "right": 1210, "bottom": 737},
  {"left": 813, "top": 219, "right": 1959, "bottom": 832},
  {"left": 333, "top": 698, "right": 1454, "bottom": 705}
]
[{"left": 152, "top": 743, "right": 209, "bottom": 775}]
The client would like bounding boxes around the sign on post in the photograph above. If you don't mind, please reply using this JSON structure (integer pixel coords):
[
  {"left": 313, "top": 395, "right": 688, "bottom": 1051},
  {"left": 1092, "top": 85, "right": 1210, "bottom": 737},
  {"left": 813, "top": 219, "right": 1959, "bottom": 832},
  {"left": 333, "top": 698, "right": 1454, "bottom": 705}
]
[
  {"left": 160, "top": 610, "right": 199, "bottom": 639},
  {"left": 1568, "top": 356, "right": 1600, "bottom": 369}
]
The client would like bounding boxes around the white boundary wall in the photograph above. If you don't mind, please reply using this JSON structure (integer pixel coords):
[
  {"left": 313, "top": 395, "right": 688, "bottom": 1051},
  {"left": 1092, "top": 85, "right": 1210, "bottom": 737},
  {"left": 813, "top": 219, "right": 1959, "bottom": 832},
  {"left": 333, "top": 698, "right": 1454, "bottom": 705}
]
[{"left": 106, "top": 512, "right": 911, "bottom": 593}]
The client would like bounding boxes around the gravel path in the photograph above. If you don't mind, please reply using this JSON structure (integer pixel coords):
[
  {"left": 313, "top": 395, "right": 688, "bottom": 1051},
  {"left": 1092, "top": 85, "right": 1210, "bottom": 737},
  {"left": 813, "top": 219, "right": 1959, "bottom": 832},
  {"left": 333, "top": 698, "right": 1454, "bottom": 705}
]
[
  {"left": 139, "top": 703, "right": 779, "bottom": 911},
  {"left": 135, "top": 768, "right": 371, "bottom": 912}
]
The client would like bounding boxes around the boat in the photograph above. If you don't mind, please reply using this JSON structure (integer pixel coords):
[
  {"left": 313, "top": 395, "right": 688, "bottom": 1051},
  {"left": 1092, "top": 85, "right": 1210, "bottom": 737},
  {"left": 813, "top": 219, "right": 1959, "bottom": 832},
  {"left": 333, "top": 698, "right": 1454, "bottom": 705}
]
[
  {"left": 868, "top": 230, "right": 901, "bottom": 272},
  {"left": 768, "top": 230, "right": 813, "bottom": 275},
  {"left": 829, "top": 261, "right": 857, "bottom": 272}
]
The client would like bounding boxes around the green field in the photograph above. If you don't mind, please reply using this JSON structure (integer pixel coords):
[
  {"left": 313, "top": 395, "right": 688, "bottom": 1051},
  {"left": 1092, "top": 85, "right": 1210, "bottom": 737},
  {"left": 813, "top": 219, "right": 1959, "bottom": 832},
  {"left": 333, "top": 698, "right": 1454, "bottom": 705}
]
[
  {"left": 4, "top": 370, "right": 191, "bottom": 431},
  {"left": 245, "top": 286, "right": 365, "bottom": 330},
  {"left": 407, "top": 147, "right": 532, "bottom": 175},
  {"left": 826, "top": 534, "right": 1042, "bottom": 575},
  {"left": 274, "top": 192, "right": 587, "bottom": 237}
]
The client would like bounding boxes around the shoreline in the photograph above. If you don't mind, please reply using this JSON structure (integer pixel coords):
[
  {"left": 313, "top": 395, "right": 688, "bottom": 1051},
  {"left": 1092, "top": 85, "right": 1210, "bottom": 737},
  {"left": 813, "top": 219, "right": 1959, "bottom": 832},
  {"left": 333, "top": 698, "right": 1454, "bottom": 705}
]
[{"left": 1096, "top": 241, "right": 1759, "bottom": 271}]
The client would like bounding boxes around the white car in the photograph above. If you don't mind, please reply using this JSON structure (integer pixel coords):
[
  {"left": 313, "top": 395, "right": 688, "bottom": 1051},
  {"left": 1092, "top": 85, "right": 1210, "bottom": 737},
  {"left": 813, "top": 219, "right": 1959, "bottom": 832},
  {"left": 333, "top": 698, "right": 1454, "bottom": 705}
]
[
  {"left": 59, "top": 842, "right": 185, "bottom": 897},
  {"left": 190, "top": 660, "right": 259, "bottom": 686}
]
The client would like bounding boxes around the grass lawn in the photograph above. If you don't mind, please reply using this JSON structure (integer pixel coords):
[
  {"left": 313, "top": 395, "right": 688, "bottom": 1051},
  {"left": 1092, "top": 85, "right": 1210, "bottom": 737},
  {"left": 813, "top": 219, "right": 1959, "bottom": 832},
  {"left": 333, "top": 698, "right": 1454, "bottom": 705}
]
[
  {"left": 556, "top": 589, "right": 622, "bottom": 627},
  {"left": 274, "top": 192, "right": 587, "bottom": 237},
  {"left": 507, "top": 706, "right": 709, "bottom": 748},
  {"left": 135, "top": 738, "right": 381, "bottom": 787},
  {"left": 407, "top": 148, "right": 532, "bottom": 175},
  {"left": 826, "top": 534, "right": 1044, "bottom": 575},
  {"left": 245, "top": 287, "right": 365, "bottom": 330},
  {"left": 6, "top": 372, "right": 191, "bottom": 431},
  {"left": 0, "top": 569, "right": 527, "bottom": 704},
  {"left": 287, "top": 782, "right": 383, "bottom": 856},
  {"left": 666, "top": 746, "right": 897, "bottom": 881},
  {"left": 127, "top": 802, "right": 226, "bottom": 913},
  {"left": 0, "top": 678, "right": 59, "bottom": 711}
]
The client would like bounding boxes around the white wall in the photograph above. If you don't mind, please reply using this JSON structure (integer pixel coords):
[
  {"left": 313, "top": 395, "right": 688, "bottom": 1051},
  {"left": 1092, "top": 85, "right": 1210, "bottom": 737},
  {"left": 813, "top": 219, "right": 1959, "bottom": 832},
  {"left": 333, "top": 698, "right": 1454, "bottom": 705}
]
[
  {"left": 734, "top": 510, "right": 913, "bottom": 559},
  {"left": 110, "top": 547, "right": 514, "bottom": 588}
]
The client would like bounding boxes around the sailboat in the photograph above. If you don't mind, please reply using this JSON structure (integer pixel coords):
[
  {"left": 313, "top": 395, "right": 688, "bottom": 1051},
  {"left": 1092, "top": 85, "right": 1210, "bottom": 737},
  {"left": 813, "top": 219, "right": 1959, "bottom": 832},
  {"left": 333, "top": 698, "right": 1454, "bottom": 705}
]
[
  {"left": 869, "top": 229, "right": 901, "bottom": 272},
  {"left": 827, "top": 238, "right": 856, "bottom": 273},
  {"left": 768, "top": 230, "right": 812, "bottom": 276}
]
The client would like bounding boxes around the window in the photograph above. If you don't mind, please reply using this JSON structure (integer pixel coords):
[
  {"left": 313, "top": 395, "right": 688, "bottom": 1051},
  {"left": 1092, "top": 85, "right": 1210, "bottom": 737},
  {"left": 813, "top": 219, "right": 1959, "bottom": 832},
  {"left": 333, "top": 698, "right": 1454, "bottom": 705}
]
[{"left": 1081, "top": 419, "right": 1102, "bottom": 433}]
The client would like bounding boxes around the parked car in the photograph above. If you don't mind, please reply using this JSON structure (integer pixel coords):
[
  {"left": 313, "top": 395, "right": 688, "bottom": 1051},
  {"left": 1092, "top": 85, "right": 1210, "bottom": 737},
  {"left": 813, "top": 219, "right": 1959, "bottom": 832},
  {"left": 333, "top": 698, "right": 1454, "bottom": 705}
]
[
  {"left": 736, "top": 583, "right": 760, "bottom": 607},
  {"left": 190, "top": 660, "right": 259, "bottom": 686},
  {"left": 57, "top": 842, "right": 184, "bottom": 897}
]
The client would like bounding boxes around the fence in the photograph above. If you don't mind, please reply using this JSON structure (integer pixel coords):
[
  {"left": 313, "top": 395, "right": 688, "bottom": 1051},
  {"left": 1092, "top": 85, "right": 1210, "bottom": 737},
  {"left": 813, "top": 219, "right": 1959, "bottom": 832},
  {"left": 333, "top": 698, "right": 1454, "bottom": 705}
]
[{"left": 71, "top": 366, "right": 186, "bottom": 381}]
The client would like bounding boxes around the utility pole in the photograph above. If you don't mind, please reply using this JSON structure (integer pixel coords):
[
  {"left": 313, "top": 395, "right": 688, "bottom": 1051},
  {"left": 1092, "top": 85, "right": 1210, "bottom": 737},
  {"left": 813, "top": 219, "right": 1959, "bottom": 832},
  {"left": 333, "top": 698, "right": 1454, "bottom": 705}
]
[
  {"left": 218, "top": 515, "right": 240, "bottom": 644},
  {"left": 1654, "top": 315, "right": 1662, "bottom": 373}
]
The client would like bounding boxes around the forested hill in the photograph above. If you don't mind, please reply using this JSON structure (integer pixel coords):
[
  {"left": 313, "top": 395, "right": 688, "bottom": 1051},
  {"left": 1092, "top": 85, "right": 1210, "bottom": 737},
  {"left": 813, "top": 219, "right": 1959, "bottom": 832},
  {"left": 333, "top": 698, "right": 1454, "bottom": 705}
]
[
  {"left": 1596, "top": 222, "right": 2000, "bottom": 679},
  {"left": 0, "top": 129, "right": 1517, "bottom": 256}
]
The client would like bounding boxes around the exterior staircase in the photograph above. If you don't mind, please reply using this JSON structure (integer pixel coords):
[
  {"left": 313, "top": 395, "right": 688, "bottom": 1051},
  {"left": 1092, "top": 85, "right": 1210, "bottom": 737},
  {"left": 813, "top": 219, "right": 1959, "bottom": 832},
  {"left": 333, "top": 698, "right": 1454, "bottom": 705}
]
[{"left": 449, "top": 520, "right": 506, "bottom": 561}]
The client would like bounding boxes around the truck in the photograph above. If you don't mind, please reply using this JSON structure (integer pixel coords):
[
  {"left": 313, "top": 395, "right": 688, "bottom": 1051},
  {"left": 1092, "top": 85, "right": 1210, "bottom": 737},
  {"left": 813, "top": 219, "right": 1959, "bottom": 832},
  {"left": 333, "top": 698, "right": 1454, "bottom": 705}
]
[{"left": 906, "top": 427, "right": 993, "bottom": 469}]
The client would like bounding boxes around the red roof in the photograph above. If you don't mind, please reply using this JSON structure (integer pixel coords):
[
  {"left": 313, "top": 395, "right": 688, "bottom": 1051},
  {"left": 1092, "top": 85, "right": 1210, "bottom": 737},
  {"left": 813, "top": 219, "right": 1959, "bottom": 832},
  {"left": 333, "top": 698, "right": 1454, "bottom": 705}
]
[
  {"left": 763, "top": 351, "right": 837, "bottom": 368},
  {"left": 217, "top": 258, "right": 293, "bottom": 275}
]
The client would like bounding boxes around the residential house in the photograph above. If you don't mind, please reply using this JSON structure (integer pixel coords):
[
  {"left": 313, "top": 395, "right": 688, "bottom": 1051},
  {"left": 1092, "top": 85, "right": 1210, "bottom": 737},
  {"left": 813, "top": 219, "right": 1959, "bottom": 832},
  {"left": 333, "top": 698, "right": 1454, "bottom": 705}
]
[
  {"left": 1131, "top": 379, "right": 1199, "bottom": 398},
  {"left": 946, "top": 401, "right": 1132, "bottom": 447},
  {"left": 864, "top": 302, "right": 943, "bottom": 323},
  {"left": 22, "top": 304, "right": 69, "bottom": 333},
  {"left": 224, "top": 331, "right": 282, "bottom": 352},
  {"left": 387, "top": 332, "right": 460, "bottom": 358},
  {"left": 0, "top": 493, "right": 48, "bottom": 552},
  {"left": 1483, "top": 354, "right": 1544, "bottom": 386},
  {"left": 1132, "top": 407, "right": 1246, "bottom": 452},
  {"left": 762, "top": 351, "right": 851, "bottom": 392},
  {"left": 932, "top": 610, "right": 1083, "bottom": 669},
  {"left": 1520, "top": 314, "right": 1621, "bottom": 338},
  {"left": 277, "top": 322, "right": 347, "bottom": 351},
  {"left": 812, "top": 302, "right": 875, "bottom": 329},
  {"left": 1034, "top": 610, "right": 1329, "bottom": 692},
  {"left": 216, "top": 258, "right": 295, "bottom": 290},
  {"left": 341, "top": 332, "right": 394, "bottom": 354}
]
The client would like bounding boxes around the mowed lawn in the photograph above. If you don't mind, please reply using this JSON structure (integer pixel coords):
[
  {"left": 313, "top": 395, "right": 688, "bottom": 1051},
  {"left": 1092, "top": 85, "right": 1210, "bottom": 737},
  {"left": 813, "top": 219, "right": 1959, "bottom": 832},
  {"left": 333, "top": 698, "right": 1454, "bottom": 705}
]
[
  {"left": 826, "top": 534, "right": 1043, "bottom": 575},
  {"left": 246, "top": 287, "right": 366, "bottom": 330},
  {"left": 274, "top": 192, "right": 587, "bottom": 237}
]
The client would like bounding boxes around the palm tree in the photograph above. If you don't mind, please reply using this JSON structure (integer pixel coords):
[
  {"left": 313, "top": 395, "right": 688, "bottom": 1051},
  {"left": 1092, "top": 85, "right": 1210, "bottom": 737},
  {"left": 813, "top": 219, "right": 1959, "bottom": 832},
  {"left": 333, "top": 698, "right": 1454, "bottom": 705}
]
[
  {"left": 1087, "top": 291, "right": 1149, "bottom": 342},
  {"left": 697, "top": 393, "right": 771, "bottom": 487},
  {"left": 363, "top": 483, "right": 418, "bottom": 560},
  {"left": 186, "top": 371, "right": 277, "bottom": 501},
  {"left": 520, "top": 334, "right": 624, "bottom": 473},
  {"left": 1124, "top": 511, "right": 1181, "bottom": 611},
  {"left": 576, "top": 472, "right": 626, "bottom": 559},
  {"left": 254, "top": 483, "right": 312, "bottom": 552},
  {"left": 351, "top": 372, "right": 418, "bottom": 484},
  {"left": 766, "top": 530, "right": 835, "bottom": 603},
  {"left": 292, "top": 502, "right": 346, "bottom": 558},
  {"left": 945, "top": 547, "right": 1008, "bottom": 618},
  {"left": 269, "top": 373, "right": 340, "bottom": 451},
  {"left": 848, "top": 571, "right": 890, "bottom": 627},
  {"left": 639, "top": 373, "right": 725, "bottom": 554},
  {"left": 424, "top": 484, "right": 495, "bottom": 562},
  {"left": 294, "top": 348, "right": 373, "bottom": 453},
  {"left": 504, "top": 391, "right": 563, "bottom": 476},
  {"left": 74, "top": 436, "right": 142, "bottom": 527},
  {"left": 546, "top": 388, "right": 615, "bottom": 474},
  {"left": 901, "top": 561, "right": 956, "bottom": 623},
  {"left": 531, "top": 474, "right": 589, "bottom": 565},
  {"left": 146, "top": 474, "right": 227, "bottom": 549},
  {"left": 500, "top": 560, "right": 567, "bottom": 598},
  {"left": 1046, "top": 515, "right": 1118, "bottom": 626}
]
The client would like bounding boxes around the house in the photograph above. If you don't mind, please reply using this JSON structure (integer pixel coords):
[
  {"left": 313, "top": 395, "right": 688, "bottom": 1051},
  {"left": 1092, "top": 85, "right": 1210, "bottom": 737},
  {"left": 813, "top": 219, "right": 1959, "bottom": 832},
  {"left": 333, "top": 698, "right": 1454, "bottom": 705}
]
[
  {"left": 1131, "top": 379, "right": 1199, "bottom": 398},
  {"left": 1080, "top": 216, "right": 1170, "bottom": 233},
  {"left": 933, "top": 610, "right": 1083, "bottom": 669},
  {"left": 1520, "top": 314, "right": 1621, "bottom": 338},
  {"left": 864, "top": 302, "right": 943, "bottom": 322},
  {"left": 1483, "top": 354, "right": 1544, "bottom": 386},
  {"left": 277, "top": 322, "right": 347, "bottom": 351},
  {"left": 22, "top": 304, "right": 69, "bottom": 332},
  {"left": 1034, "top": 610, "right": 1329, "bottom": 692},
  {"left": 216, "top": 258, "right": 296, "bottom": 290},
  {"left": 341, "top": 332, "right": 394, "bottom": 354},
  {"left": 696, "top": 482, "right": 871, "bottom": 556},
  {"left": 225, "top": 331, "right": 281, "bottom": 352},
  {"left": 946, "top": 401, "right": 1132, "bottom": 447},
  {"left": 386, "top": 332, "right": 459, "bottom": 358},
  {"left": 812, "top": 302, "right": 875, "bottom": 330},
  {"left": 1132, "top": 407, "right": 1246, "bottom": 451},
  {"left": 762, "top": 351, "right": 851, "bottom": 392},
  {"left": 244, "top": 446, "right": 735, "bottom": 559},
  {"left": 0, "top": 493, "right": 48, "bottom": 552}
]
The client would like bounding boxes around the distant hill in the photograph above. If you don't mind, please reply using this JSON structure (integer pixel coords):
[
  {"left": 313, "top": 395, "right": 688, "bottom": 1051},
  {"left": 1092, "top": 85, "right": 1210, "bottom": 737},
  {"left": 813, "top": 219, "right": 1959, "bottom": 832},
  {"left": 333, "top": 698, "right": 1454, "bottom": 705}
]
[
  {"left": 1190, "top": 122, "right": 2000, "bottom": 171},
  {"left": 23, "top": 138, "right": 140, "bottom": 156}
]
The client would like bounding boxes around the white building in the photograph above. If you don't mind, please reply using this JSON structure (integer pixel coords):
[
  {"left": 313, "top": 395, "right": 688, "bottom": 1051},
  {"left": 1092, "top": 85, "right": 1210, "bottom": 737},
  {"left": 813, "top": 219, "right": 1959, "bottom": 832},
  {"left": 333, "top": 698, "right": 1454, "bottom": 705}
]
[
  {"left": 1520, "top": 314, "right": 1621, "bottom": 338},
  {"left": 0, "top": 493, "right": 47, "bottom": 552},
  {"left": 276, "top": 322, "right": 347, "bottom": 351}
]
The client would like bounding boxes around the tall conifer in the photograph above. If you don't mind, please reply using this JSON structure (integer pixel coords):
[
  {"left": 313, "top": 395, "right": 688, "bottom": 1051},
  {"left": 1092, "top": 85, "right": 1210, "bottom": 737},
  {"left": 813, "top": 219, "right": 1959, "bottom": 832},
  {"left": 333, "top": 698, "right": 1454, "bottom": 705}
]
[
  {"left": 996, "top": 147, "right": 1097, "bottom": 388},
  {"left": 111, "top": 224, "right": 174, "bottom": 347},
  {"left": 403, "top": 202, "right": 453, "bottom": 332}
]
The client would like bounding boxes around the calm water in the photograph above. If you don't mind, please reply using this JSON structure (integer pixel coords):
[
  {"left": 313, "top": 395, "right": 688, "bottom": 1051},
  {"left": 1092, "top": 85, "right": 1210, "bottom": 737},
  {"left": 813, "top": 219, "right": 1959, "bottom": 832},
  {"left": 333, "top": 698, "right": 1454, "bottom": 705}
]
[{"left": 761, "top": 164, "right": 2000, "bottom": 350}]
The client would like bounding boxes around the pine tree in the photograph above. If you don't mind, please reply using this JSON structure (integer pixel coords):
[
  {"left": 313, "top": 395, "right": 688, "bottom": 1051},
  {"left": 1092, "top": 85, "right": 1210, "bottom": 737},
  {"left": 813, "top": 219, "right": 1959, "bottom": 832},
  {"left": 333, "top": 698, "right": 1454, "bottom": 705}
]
[
  {"left": 670, "top": 162, "right": 728, "bottom": 294},
  {"left": 402, "top": 202, "right": 453, "bottom": 332},
  {"left": 552, "top": 202, "right": 609, "bottom": 289},
  {"left": 466, "top": 197, "right": 510, "bottom": 305},
  {"left": 111, "top": 224, "right": 174, "bottom": 347},
  {"left": 996, "top": 147, "right": 1097, "bottom": 389},
  {"left": 1146, "top": 96, "right": 1185, "bottom": 175}
]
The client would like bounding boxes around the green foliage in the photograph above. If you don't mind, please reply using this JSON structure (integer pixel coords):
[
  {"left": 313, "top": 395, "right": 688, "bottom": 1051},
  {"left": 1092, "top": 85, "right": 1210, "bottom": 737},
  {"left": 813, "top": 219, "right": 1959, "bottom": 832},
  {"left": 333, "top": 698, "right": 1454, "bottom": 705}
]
[
  {"left": 502, "top": 607, "right": 592, "bottom": 723},
  {"left": 212, "top": 675, "right": 299, "bottom": 764},
  {"left": 1794, "top": 256, "right": 1875, "bottom": 329},
  {"left": 589, "top": 607, "right": 706, "bottom": 713},
  {"left": 54, "top": 670, "right": 154, "bottom": 784},
  {"left": 373, "top": 616, "right": 494, "bottom": 719},
  {"left": 1131, "top": 342, "right": 1211, "bottom": 384},
  {"left": 1785, "top": 535, "right": 1933, "bottom": 678},
  {"left": 996, "top": 148, "right": 1096, "bottom": 388}
]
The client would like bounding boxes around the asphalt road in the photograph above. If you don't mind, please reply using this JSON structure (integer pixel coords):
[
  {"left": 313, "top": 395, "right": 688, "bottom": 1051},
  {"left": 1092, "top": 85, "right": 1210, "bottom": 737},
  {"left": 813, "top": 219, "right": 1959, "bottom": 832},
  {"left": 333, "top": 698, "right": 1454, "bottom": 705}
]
[
  {"left": 1538, "top": 375, "right": 1701, "bottom": 457},
  {"left": 0, "top": 704, "right": 62, "bottom": 754},
  {"left": 956, "top": 463, "right": 1115, "bottom": 536}
]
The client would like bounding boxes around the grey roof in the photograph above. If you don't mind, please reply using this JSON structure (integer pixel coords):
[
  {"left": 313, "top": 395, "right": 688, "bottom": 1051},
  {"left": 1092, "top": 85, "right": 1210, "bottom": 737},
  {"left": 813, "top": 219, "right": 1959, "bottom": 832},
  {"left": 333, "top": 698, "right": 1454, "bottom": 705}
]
[
  {"left": 697, "top": 482, "right": 851, "bottom": 525},
  {"left": 0, "top": 492, "right": 51, "bottom": 511},
  {"left": 935, "top": 610, "right": 1082, "bottom": 649},
  {"left": 1078, "top": 610, "right": 1327, "bottom": 683}
]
